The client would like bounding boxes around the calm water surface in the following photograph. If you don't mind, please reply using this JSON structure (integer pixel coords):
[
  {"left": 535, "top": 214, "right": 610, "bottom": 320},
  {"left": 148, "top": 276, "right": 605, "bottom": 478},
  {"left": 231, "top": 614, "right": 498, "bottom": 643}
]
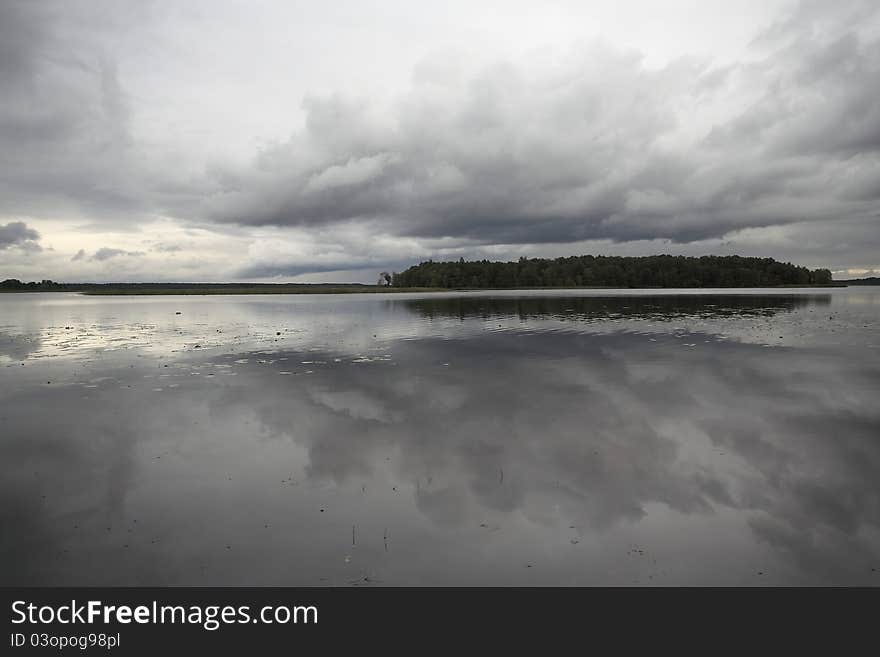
[{"left": 1, "top": 288, "right": 879, "bottom": 585}]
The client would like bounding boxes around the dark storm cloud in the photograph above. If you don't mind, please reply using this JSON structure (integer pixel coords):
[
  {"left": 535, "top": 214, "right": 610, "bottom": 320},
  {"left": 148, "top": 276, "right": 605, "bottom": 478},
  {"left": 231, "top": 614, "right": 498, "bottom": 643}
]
[
  {"left": 205, "top": 0, "right": 880, "bottom": 246},
  {"left": 0, "top": 221, "right": 41, "bottom": 251}
]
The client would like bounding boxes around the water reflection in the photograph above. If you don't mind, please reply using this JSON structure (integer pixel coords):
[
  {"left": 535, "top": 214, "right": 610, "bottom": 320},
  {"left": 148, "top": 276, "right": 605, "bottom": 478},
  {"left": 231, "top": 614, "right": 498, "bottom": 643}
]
[
  {"left": 397, "top": 293, "right": 831, "bottom": 321},
  {"left": 0, "top": 289, "right": 862, "bottom": 363},
  {"left": 0, "top": 290, "right": 878, "bottom": 585},
  {"left": 0, "top": 332, "right": 42, "bottom": 362}
]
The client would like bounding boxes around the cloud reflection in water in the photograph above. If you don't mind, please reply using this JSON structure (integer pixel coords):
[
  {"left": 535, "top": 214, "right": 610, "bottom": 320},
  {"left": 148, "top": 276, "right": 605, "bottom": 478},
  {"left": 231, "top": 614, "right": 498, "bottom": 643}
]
[{"left": 0, "top": 291, "right": 878, "bottom": 585}]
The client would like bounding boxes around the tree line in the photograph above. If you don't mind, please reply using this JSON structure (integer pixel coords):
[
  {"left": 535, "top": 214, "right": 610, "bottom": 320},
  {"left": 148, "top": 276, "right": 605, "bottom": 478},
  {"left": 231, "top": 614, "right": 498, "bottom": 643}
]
[
  {"left": 0, "top": 279, "right": 67, "bottom": 291},
  {"left": 391, "top": 255, "right": 834, "bottom": 288}
]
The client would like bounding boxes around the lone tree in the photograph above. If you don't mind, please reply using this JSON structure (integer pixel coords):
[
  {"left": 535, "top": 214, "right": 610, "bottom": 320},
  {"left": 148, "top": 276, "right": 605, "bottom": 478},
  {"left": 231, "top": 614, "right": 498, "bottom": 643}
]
[{"left": 377, "top": 271, "right": 392, "bottom": 286}]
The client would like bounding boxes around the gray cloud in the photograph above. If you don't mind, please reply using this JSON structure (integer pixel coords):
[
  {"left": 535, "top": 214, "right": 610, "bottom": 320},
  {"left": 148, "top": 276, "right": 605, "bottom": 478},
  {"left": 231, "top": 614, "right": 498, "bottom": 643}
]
[
  {"left": 152, "top": 243, "right": 182, "bottom": 253},
  {"left": 0, "top": 221, "right": 41, "bottom": 251},
  {"left": 90, "top": 247, "right": 145, "bottom": 261},
  {"left": 1, "top": 0, "right": 879, "bottom": 280},
  {"left": 204, "top": 1, "right": 880, "bottom": 248},
  {"left": 0, "top": 1, "right": 189, "bottom": 225},
  {"left": 237, "top": 257, "right": 414, "bottom": 280},
  {"left": 0, "top": 2, "right": 130, "bottom": 217},
  {"left": 70, "top": 249, "right": 86, "bottom": 262}
]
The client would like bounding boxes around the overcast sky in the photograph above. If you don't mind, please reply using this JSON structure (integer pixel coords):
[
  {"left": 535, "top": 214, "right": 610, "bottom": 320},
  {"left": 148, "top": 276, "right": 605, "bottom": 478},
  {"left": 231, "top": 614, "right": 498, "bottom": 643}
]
[{"left": 1, "top": 0, "right": 878, "bottom": 282}]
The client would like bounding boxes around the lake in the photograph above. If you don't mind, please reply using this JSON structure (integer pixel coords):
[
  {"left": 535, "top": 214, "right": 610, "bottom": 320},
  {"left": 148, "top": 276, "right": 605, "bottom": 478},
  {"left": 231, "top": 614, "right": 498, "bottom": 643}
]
[{"left": 1, "top": 288, "right": 879, "bottom": 585}]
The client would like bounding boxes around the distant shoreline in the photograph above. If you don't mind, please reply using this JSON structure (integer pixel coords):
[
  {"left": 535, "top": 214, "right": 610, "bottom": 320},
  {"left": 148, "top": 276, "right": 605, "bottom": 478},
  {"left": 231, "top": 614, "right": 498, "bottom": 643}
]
[
  {"left": 0, "top": 282, "right": 859, "bottom": 295},
  {"left": 0, "top": 284, "right": 437, "bottom": 295},
  {"left": 5, "top": 256, "right": 875, "bottom": 294}
]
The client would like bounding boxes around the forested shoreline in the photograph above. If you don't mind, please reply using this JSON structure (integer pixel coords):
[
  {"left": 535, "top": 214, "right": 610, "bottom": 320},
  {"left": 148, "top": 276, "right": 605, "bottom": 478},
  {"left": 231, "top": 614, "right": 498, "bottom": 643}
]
[
  {"left": 392, "top": 255, "right": 835, "bottom": 288},
  {"left": 0, "top": 255, "right": 849, "bottom": 293}
]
